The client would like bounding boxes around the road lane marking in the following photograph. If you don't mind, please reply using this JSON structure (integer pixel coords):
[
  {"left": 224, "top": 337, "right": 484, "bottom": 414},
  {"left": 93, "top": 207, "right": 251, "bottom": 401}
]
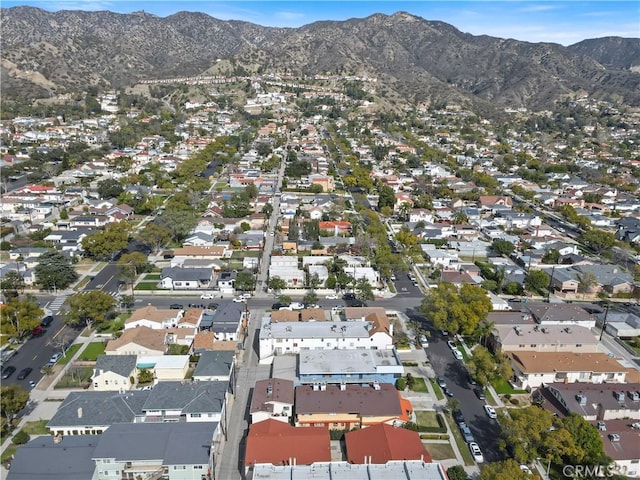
[{"left": 52, "top": 325, "right": 67, "bottom": 340}]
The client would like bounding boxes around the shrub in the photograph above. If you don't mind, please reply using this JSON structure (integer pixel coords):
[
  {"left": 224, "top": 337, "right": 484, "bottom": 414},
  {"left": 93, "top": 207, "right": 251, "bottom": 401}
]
[
  {"left": 504, "top": 394, "right": 512, "bottom": 401},
  {"left": 12, "top": 430, "right": 29, "bottom": 445},
  {"left": 510, "top": 398, "right": 520, "bottom": 405},
  {"left": 395, "top": 378, "right": 407, "bottom": 390}
]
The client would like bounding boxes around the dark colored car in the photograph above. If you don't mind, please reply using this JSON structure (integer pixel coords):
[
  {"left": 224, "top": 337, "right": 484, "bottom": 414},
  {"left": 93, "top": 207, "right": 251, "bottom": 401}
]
[
  {"left": 349, "top": 300, "right": 367, "bottom": 307},
  {"left": 1, "top": 366, "right": 16, "bottom": 379},
  {"left": 207, "top": 303, "right": 219, "bottom": 310},
  {"left": 41, "top": 315, "right": 54, "bottom": 327},
  {"left": 32, "top": 326, "right": 45, "bottom": 337},
  {"left": 169, "top": 304, "right": 184, "bottom": 310},
  {"left": 17, "top": 367, "right": 33, "bottom": 380},
  {"left": 271, "top": 303, "right": 286, "bottom": 310},
  {"left": 474, "top": 387, "right": 486, "bottom": 400},
  {"left": 452, "top": 410, "right": 465, "bottom": 424},
  {"left": 342, "top": 292, "right": 356, "bottom": 300}
]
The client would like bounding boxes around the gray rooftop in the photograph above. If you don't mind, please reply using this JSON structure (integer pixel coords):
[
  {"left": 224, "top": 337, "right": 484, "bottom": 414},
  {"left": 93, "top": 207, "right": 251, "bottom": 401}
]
[
  {"left": 47, "top": 391, "right": 150, "bottom": 429},
  {"left": 143, "top": 380, "right": 227, "bottom": 414},
  {"left": 299, "top": 349, "right": 402, "bottom": 376},
  {"left": 6, "top": 435, "right": 98, "bottom": 480},
  {"left": 252, "top": 461, "right": 447, "bottom": 480},
  {"left": 260, "top": 321, "right": 371, "bottom": 340},
  {"left": 193, "top": 350, "right": 234, "bottom": 378},
  {"left": 161, "top": 266, "right": 211, "bottom": 281},
  {"left": 91, "top": 422, "right": 216, "bottom": 465},
  {"left": 94, "top": 354, "right": 137, "bottom": 377}
]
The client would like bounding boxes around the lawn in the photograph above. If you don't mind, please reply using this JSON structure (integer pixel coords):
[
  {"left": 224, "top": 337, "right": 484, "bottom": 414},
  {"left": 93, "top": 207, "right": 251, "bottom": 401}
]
[
  {"left": 73, "top": 276, "right": 92, "bottom": 291},
  {"left": 57, "top": 344, "right": 82, "bottom": 366},
  {"left": 492, "top": 377, "right": 527, "bottom": 395},
  {"left": 144, "top": 273, "right": 161, "bottom": 280},
  {"left": 78, "top": 342, "right": 106, "bottom": 361},
  {"left": 409, "top": 377, "right": 428, "bottom": 393},
  {"left": 424, "top": 442, "right": 456, "bottom": 461},
  {"left": 21, "top": 420, "right": 50, "bottom": 435},
  {"left": 54, "top": 366, "right": 93, "bottom": 389},
  {"left": 135, "top": 282, "right": 164, "bottom": 291},
  {"left": 429, "top": 378, "right": 445, "bottom": 400},
  {"left": 415, "top": 410, "right": 439, "bottom": 428}
]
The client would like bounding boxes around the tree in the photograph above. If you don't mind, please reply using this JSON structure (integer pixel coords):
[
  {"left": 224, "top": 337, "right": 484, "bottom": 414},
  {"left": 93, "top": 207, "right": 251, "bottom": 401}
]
[
  {"left": 97, "top": 178, "right": 124, "bottom": 199},
  {"left": 0, "top": 271, "right": 24, "bottom": 295},
  {"left": 524, "top": 269, "right": 550, "bottom": 295},
  {"left": 580, "top": 229, "right": 616, "bottom": 252},
  {"left": 155, "top": 209, "right": 197, "bottom": 243},
  {"left": 377, "top": 185, "right": 396, "bottom": 210},
  {"left": 577, "top": 271, "right": 598, "bottom": 297},
  {"left": 500, "top": 406, "right": 555, "bottom": 463},
  {"left": 0, "top": 385, "right": 29, "bottom": 421},
  {"left": 137, "top": 368, "right": 154, "bottom": 384},
  {"left": 420, "top": 283, "right": 492, "bottom": 335},
  {"left": 118, "top": 251, "right": 151, "bottom": 274},
  {"left": 235, "top": 271, "right": 256, "bottom": 291},
  {"left": 479, "top": 459, "right": 532, "bottom": 480},
  {"left": 492, "top": 239, "right": 515, "bottom": 256},
  {"left": 542, "top": 248, "right": 561, "bottom": 264},
  {"left": 355, "top": 277, "right": 374, "bottom": 301},
  {"left": 35, "top": 250, "right": 78, "bottom": 291},
  {"left": 561, "top": 413, "right": 606, "bottom": 465},
  {"left": 63, "top": 290, "right": 117, "bottom": 331},
  {"left": 138, "top": 222, "right": 172, "bottom": 253},
  {"left": 81, "top": 222, "right": 130, "bottom": 260},
  {"left": 467, "top": 346, "right": 502, "bottom": 386},
  {"left": 268, "top": 276, "right": 287, "bottom": 294},
  {"left": 0, "top": 294, "right": 43, "bottom": 342},
  {"left": 303, "top": 291, "right": 319, "bottom": 305},
  {"left": 446, "top": 466, "right": 468, "bottom": 480},
  {"left": 261, "top": 203, "right": 273, "bottom": 218}
]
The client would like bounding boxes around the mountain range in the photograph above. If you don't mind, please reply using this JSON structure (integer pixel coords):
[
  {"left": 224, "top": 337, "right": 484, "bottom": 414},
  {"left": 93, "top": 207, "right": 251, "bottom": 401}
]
[{"left": 1, "top": 6, "right": 639, "bottom": 110}]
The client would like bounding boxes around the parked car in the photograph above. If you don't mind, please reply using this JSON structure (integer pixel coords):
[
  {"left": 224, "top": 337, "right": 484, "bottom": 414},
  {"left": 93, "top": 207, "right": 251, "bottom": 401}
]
[
  {"left": 207, "top": 303, "right": 219, "bottom": 310},
  {"left": 484, "top": 405, "right": 498, "bottom": 419},
  {"left": 240, "top": 293, "right": 253, "bottom": 299},
  {"left": 325, "top": 293, "right": 339, "bottom": 300},
  {"left": 474, "top": 387, "right": 486, "bottom": 400},
  {"left": 169, "top": 303, "right": 184, "bottom": 310},
  {"left": 437, "top": 376, "right": 447, "bottom": 388},
  {"left": 440, "top": 329, "right": 449, "bottom": 336},
  {"left": 289, "top": 302, "right": 304, "bottom": 310},
  {"left": 31, "top": 326, "right": 45, "bottom": 337},
  {"left": 200, "top": 293, "right": 215, "bottom": 299},
  {"left": 452, "top": 349, "right": 464, "bottom": 360},
  {"left": 271, "top": 303, "right": 287, "bottom": 310},
  {"left": 17, "top": 367, "right": 33, "bottom": 380},
  {"left": 459, "top": 422, "right": 475, "bottom": 443},
  {"left": 232, "top": 297, "right": 246, "bottom": 303},
  {"left": 469, "top": 442, "right": 484, "bottom": 463},
  {"left": 41, "top": 315, "right": 54, "bottom": 327},
  {"left": 50, "top": 352, "right": 63, "bottom": 363},
  {"left": 452, "top": 410, "right": 465, "bottom": 424},
  {"left": 342, "top": 292, "right": 356, "bottom": 300},
  {"left": 447, "top": 340, "right": 457, "bottom": 350},
  {"left": 418, "top": 335, "right": 429, "bottom": 347},
  {"left": 443, "top": 387, "right": 454, "bottom": 397},
  {"left": 40, "top": 362, "right": 55, "bottom": 373},
  {"left": 597, "top": 421, "right": 607, "bottom": 431},
  {"left": 1, "top": 366, "right": 16, "bottom": 379},
  {"left": 467, "top": 373, "right": 477, "bottom": 385},
  {"left": 349, "top": 300, "right": 367, "bottom": 307}
]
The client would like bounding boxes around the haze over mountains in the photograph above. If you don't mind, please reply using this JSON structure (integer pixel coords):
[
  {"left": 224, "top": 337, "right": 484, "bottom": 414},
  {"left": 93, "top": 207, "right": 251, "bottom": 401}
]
[{"left": 1, "top": 6, "right": 639, "bottom": 110}]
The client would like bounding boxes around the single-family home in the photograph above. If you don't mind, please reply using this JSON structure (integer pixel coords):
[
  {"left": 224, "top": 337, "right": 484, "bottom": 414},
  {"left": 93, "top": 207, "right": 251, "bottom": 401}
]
[
  {"left": 92, "top": 355, "right": 137, "bottom": 391},
  {"left": 124, "top": 306, "right": 183, "bottom": 330},
  {"left": 160, "top": 266, "right": 213, "bottom": 290},
  {"left": 105, "top": 326, "right": 166, "bottom": 356},
  {"left": 250, "top": 378, "right": 295, "bottom": 424}
]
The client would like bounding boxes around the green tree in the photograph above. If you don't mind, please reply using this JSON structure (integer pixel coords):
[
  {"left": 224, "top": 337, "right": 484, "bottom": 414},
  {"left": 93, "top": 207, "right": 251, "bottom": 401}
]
[
  {"left": 35, "top": 250, "right": 78, "bottom": 290},
  {"left": 377, "top": 185, "right": 396, "bottom": 210},
  {"left": 0, "top": 271, "right": 25, "bottom": 295},
  {"left": 579, "top": 229, "right": 615, "bottom": 252},
  {"left": 0, "top": 294, "right": 43, "bottom": 342},
  {"left": 137, "top": 368, "right": 154, "bottom": 384},
  {"left": 542, "top": 248, "right": 561, "bottom": 264},
  {"left": 420, "top": 283, "right": 492, "bottom": 335},
  {"left": 156, "top": 209, "right": 198, "bottom": 243},
  {"left": 97, "top": 178, "right": 124, "bottom": 199},
  {"left": 81, "top": 222, "right": 130, "bottom": 260},
  {"left": 235, "top": 271, "right": 256, "bottom": 291},
  {"left": 576, "top": 271, "right": 598, "bottom": 297},
  {"left": 467, "top": 345, "right": 508, "bottom": 386},
  {"left": 479, "top": 459, "right": 532, "bottom": 480},
  {"left": 0, "top": 385, "right": 29, "bottom": 421},
  {"left": 492, "top": 239, "right": 515, "bottom": 256},
  {"left": 268, "top": 276, "right": 287, "bottom": 293},
  {"left": 118, "top": 251, "right": 151, "bottom": 275},
  {"left": 524, "top": 269, "right": 550, "bottom": 295},
  {"left": 446, "top": 466, "right": 468, "bottom": 480},
  {"left": 303, "top": 290, "right": 319, "bottom": 305},
  {"left": 500, "top": 406, "right": 555, "bottom": 463},
  {"left": 262, "top": 203, "right": 273, "bottom": 218},
  {"left": 138, "top": 222, "right": 172, "bottom": 253},
  {"left": 355, "top": 277, "right": 374, "bottom": 301},
  {"left": 63, "top": 290, "right": 117, "bottom": 331},
  {"left": 561, "top": 413, "right": 606, "bottom": 464}
]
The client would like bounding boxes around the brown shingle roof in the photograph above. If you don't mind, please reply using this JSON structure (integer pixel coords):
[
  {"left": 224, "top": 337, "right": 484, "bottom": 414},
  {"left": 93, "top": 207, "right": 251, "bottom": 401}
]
[
  {"left": 179, "top": 308, "right": 202, "bottom": 326},
  {"left": 250, "top": 378, "right": 295, "bottom": 414},
  {"left": 270, "top": 310, "right": 300, "bottom": 323},
  {"left": 345, "top": 423, "right": 431, "bottom": 464},
  {"left": 193, "top": 331, "right": 215, "bottom": 351},
  {"left": 105, "top": 326, "right": 166, "bottom": 353},
  {"left": 126, "top": 306, "right": 177, "bottom": 324},
  {"left": 511, "top": 351, "right": 628, "bottom": 374},
  {"left": 295, "top": 383, "right": 402, "bottom": 416},
  {"left": 300, "top": 309, "right": 328, "bottom": 321}
]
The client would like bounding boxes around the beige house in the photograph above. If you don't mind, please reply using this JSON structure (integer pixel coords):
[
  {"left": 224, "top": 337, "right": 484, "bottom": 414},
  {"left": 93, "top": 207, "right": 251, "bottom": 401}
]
[
  {"left": 124, "top": 306, "right": 183, "bottom": 330},
  {"left": 105, "top": 326, "right": 166, "bottom": 356},
  {"left": 92, "top": 355, "right": 137, "bottom": 392},
  {"left": 510, "top": 351, "right": 629, "bottom": 390},
  {"left": 137, "top": 355, "right": 190, "bottom": 382},
  {"left": 492, "top": 324, "right": 599, "bottom": 354}
]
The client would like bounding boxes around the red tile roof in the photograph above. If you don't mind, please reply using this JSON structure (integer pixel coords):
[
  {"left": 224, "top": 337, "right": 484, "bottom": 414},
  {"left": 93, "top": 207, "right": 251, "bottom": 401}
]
[
  {"left": 244, "top": 419, "right": 331, "bottom": 467},
  {"left": 345, "top": 423, "right": 431, "bottom": 464}
]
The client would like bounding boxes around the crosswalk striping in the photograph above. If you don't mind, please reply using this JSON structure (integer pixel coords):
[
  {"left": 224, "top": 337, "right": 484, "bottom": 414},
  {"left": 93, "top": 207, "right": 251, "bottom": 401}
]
[{"left": 47, "top": 295, "right": 68, "bottom": 314}]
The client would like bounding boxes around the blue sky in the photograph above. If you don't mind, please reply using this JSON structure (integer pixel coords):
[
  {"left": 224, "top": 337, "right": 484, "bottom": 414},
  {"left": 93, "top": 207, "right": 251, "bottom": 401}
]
[{"left": 3, "top": 1, "right": 638, "bottom": 45}]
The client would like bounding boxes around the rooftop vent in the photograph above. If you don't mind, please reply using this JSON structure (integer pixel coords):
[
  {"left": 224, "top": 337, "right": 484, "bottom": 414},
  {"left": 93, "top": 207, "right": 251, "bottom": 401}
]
[
  {"left": 629, "top": 391, "right": 640, "bottom": 402},
  {"left": 614, "top": 391, "right": 626, "bottom": 403},
  {"left": 576, "top": 394, "right": 587, "bottom": 406}
]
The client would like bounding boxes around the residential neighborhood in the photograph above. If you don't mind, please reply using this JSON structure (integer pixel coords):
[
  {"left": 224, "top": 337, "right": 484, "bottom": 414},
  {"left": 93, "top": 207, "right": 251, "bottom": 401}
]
[{"left": 1, "top": 73, "right": 640, "bottom": 480}]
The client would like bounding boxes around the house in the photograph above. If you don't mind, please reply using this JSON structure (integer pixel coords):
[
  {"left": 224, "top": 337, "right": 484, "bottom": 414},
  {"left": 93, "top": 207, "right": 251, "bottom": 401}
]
[
  {"left": 90, "top": 423, "right": 216, "bottom": 480},
  {"left": 250, "top": 378, "right": 295, "bottom": 424},
  {"left": 525, "top": 303, "right": 598, "bottom": 329},
  {"left": 171, "top": 245, "right": 229, "bottom": 259},
  {"left": 258, "top": 318, "right": 394, "bottom": 364},
  {"left": 538, "top": 382, "right": 640, "bottom": 421},
  {"left": 604, "top": 311, "right": 640, "bottom": 339},
  {"left": 294, "top": 383, "right": 412, "bottom": 429},
  {"left": 124, "top": 306, "right": 183, "bottom": 330},
  {"left": 140, "top": 380, "right": 228, "bottom": 423},
  {"left": 345, "top": 423, "right": 431, "bottom": 464},
  {"left": 216, "top": 271, "right": 236, "bottom": 293},
  {"left": 491, "top": 324, "right": 599, "bottom": 354},
  {"left": 160, "top": 267, "right": 213, "bottom": 290},
  {"left": 298, "top": 349, "right": 404, "bottom": 386},
  {"left": 597, "top": 419, "right": 640, "bottom": 478},
  {"left": 105, "top": 326, "right": 166, "bottom": 356},
  {"left": 308, "top": 174, "right": 335, "bottom": 192},
  {"left": 192, "top": 350, "right": 234, "bottom": 382},
  {"left": 244, "top": 419, "right": 331, "bottom": 471},
  {"left": 47, "top": 390, "right": 151, "bottom": 436},
  {"left": 92, "top": 355, "right": 137, "bottom": 391},
  {"left": 509, "top": 351, "right": 629, "bottom": 390},
  {"left": 250, "top": 461, "right": 448, "bottom": 480},
  {"left": 136, "top": 355, "right": 190, "bottom": 382}
]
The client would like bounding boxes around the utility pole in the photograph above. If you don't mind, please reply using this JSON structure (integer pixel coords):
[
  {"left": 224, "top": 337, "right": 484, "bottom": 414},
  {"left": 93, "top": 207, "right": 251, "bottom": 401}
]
[{"left": 599, "top": 303, "right": 610, "bottom": 342}]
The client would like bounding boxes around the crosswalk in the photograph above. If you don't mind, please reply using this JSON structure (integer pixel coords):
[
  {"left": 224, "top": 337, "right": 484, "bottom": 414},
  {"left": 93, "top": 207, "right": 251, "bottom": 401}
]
[{"left": 46, "top": 295, "right": 68, "bottom": 314}]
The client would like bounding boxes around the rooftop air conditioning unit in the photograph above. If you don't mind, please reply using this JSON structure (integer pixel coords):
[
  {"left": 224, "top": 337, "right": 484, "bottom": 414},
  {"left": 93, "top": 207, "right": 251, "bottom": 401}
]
[{"left": 576, "top": 394, "right": 587, "bottom": 406}]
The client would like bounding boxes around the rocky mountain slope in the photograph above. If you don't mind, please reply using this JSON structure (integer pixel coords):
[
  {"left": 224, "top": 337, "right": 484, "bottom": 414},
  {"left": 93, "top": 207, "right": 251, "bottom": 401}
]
[{"left": 1, "top": 6, "right": 639, "bottom": 109}]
